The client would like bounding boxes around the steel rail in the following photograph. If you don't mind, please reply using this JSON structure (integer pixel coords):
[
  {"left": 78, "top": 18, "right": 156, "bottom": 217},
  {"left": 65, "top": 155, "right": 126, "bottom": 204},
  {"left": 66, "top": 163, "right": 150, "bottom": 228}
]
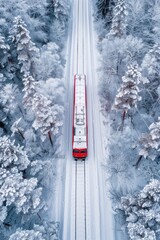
[
  {"left": 84, "top": 160, "right": 87, "bottom": 240},
  {"left": 75, "top": 160, "right": 77, "bottom": 240}
]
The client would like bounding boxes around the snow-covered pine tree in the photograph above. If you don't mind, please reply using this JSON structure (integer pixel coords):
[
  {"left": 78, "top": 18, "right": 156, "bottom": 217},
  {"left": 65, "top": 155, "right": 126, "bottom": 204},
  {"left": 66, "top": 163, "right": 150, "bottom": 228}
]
[
  {"left": 9, "top": 221, "right": 59, "bottom": 240},
  {"left": 139, "top": 117, "right": 160, "bottom": 161},
  {"left": 9, "top": 229, "right": 44, "bottom": 240},
  {"left": 152, "top": 2, "right": 160, "bottom": 44},
  {"left": 0, "top": 35, "right": 14, "bottom": 83},
  {"left": 108, "top": 0, "right": 128, "bottom": 38},
  {"left": 46, "top": 0, "right": 56, "bottom": 20},
  {"left": 53, "top": 0, "right": 70, "bottom": 24},
  {"left": 0, "top": 35, "right": 10, "bottom": 71},
  {"left": 34, "top": 221, "right": 59, "bottom": 240},
  {"left": 10, "top": 16, "right": 39, "bottom": 76},
  {"left": 117, "top": 179, "right": 160, "bottom": 240},
  {"left": 126, "top": 0, "right": 154, "bottom": 44},
  {"left": 32, "top": 92, "right": 63, "bottom": 143},
  {"left": 46, "top": 0, "right": 69, "bottom": 28},
  {"left": 0, "top": 0, "right": 29, "bottom": 26},
  {"left": 25, "top": 0, "right": 48, "bottom": 44},
  {"left": 113, "top": 63, "right": 145, "bottom": 122},
  {"left": 23, "top": 74, "right": 37, "bottom": 108},
  {"left": 35, "top": 42, "right": 64, "bottom": 80},
  {"left": 45, "top": 0, "right": 70, "bottom": 46},
  {"left": 142, "top": 44, "right": 160, "bottom": 77},
  {"left": 0, "top": 83, "right": 18, "bottom": 115},
  {"left": 96, "top": 0, "right": 110, "bottom": 19},
  {"left": 0, "top": 167, "right": 42, "bottom": 215},
  {"left": 127, "top": 222, "right": 156, "bottom": 240},
  {"left": 11, "top": 118, "right": 25, "bottom": 140},
  {"left": 27, "top": 0, "right": 47, "bottom": 20},
  {"left": 0, "top": 135, "right": 41, "bottom": 216},
  {"left": 0, "top": 136, "right": 43, "bottom": 217},
  {"left": 0, "top": 136, "right": 30, "bottom": 170}
]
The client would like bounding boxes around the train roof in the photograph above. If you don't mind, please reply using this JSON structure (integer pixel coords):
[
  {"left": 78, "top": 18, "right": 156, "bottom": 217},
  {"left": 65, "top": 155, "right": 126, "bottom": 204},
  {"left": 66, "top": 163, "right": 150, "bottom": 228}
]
[{"left": 73, "top": 74, "right": 87, "bottom": 149}]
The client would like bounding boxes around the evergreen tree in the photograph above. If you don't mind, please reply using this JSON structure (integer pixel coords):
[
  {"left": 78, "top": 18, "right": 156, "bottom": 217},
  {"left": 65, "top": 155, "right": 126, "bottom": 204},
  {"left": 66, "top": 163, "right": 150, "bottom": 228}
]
[
  {"left": 113, "top": 63, "right": 147, "bottom": 121},
  {"left": 108, "top": 0, "right": 128, "bottom": 38},
  {"left": 126, "top": 0, "right": 154, "bottom": 44},
  {"left": 23, "top": 74, "right": 37, "bottom": 108},
  {"left": 46, "top": 0, "right": 56, "bottom": 20},
  {"left": 53, "top": 0, "right": 70, "bottom": 24},
  {"left": 152, "top": 2, "right": 160, "bottom": 44},
  {"left": 0, "top": 137, "right": 43, "bottom": 217},
  {"left": 139, "top": 117, "right": 160, "bottom": 161},
  {"left": 45, "top": 0, "right": 70, "bottom": 46},
  {"left": 96, "top": 0, "right": 110, "bottom": 19},
  {"left": 0, "top": 36, "right": 13, "bottom": 81},
  {"left": 142, "top": 44, "right": 160, "bottom": 77},
  {"left": 0, "top": 167, "right": 42, "bottom": 215},
  {"left": 0, "top": 35, "right": 10, "bottom": 70},
  {"left": 47, "top": 0, "right": 70, "bottom": 45},
  {"left": 32, "top": 92, "right": 63, "bottom": 142},
  {"left": 0, "top": 83, "right": 18, "bottom": 115},
  {"left": 117, "top": 179, "right": 160, "bottom": 240},
  {"left": 46, "top": 0, "right": 69, "bottom": 28},
  {"left": 10, "top": 16, "right": 39, "bottom": 76},
  {"left": 25, "top": 0, "right": 48, "bottom": 45},
  {"left": 11, "top": 118, "right": 25, "bottom": 140},
  {"left": 27, "top": 0, "right": 47, "bottom": 20},
  {"left": 34, "top": 221, "right": 59, "bottom": 240},
  {"left": 9, "top": 221, "right": 59, "bottom": 240},
  {"left": 35, "top": 42, "right": 64, "bottom": 80},
  {"left": 0, "top": 136, "right": 30, "bottom": 170},
  {"left": 9, "top": 229, "right": 44, "bottom": 240},
  {"left": 127, "top": 222, "right": 156, "bottom": 240}
]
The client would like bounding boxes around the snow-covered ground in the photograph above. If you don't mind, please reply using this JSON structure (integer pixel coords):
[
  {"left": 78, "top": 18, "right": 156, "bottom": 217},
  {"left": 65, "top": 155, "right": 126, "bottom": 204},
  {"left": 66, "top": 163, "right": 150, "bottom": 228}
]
[{"left": 60, "top": 0, "right": 115, "bottom": 239}]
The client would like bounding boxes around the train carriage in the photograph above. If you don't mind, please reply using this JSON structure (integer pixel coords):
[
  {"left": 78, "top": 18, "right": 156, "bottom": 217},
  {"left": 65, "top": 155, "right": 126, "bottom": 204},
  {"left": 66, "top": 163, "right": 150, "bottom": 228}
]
[{"left": 72, "top": 74, "right": 88, "bottom": 159}]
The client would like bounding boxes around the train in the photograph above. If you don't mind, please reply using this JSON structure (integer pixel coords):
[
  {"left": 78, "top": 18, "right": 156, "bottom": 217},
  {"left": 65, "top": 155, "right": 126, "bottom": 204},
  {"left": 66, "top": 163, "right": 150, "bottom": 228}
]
[{"left": 72, "top": 74, "right": 88, "bottom": 160}]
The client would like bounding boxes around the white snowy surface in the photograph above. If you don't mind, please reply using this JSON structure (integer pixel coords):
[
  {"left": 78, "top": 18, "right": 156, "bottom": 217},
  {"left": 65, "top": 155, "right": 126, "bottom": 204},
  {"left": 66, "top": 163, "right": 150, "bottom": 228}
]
[{"left": 59, "top": 0, "right": 115, "bottom": 239}]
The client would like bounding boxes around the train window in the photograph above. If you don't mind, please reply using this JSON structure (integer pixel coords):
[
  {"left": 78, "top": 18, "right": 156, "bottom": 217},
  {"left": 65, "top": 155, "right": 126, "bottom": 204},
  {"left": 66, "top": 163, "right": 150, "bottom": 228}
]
[
  {"left": 73, "top": 149, "right": 79, "bottom": 153},
  {"left": 81, "top": 149, "right": 87, "bottom": 153}
]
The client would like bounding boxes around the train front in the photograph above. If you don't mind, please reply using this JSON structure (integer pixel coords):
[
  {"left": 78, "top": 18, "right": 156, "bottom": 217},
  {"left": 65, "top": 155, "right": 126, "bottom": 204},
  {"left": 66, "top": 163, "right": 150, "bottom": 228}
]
[{"left": 72, "top": 74, "right": 88, "bottom": 160}]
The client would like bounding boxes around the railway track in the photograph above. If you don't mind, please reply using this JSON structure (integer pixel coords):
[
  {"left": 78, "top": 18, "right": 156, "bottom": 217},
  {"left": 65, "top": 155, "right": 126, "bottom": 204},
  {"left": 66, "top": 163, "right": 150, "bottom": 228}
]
[
  {"left": 74, "top": 160, "right": 87, "bottom": 240},
  {"left": 63, "top": 0, "right": 102, "bottom": 239},
  {"left": 73, "top": 1, "right": 87, "bottom": 237}
]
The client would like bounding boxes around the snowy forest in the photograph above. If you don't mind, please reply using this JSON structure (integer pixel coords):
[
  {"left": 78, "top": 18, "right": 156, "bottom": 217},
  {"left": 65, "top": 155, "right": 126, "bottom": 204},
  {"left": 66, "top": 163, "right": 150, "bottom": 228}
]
[
  {"left": 0, "top": 0, "right": 70, "bottom": 239},
  {"left": 94, "top": 0, "right": 160, "bottom": 239}
]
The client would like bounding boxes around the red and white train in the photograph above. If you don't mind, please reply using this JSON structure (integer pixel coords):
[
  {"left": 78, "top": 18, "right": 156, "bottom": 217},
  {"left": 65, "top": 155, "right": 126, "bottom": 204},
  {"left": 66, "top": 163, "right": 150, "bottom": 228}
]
[{"left": 72, "top": 74, "right": 88, "bottom": 160}]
